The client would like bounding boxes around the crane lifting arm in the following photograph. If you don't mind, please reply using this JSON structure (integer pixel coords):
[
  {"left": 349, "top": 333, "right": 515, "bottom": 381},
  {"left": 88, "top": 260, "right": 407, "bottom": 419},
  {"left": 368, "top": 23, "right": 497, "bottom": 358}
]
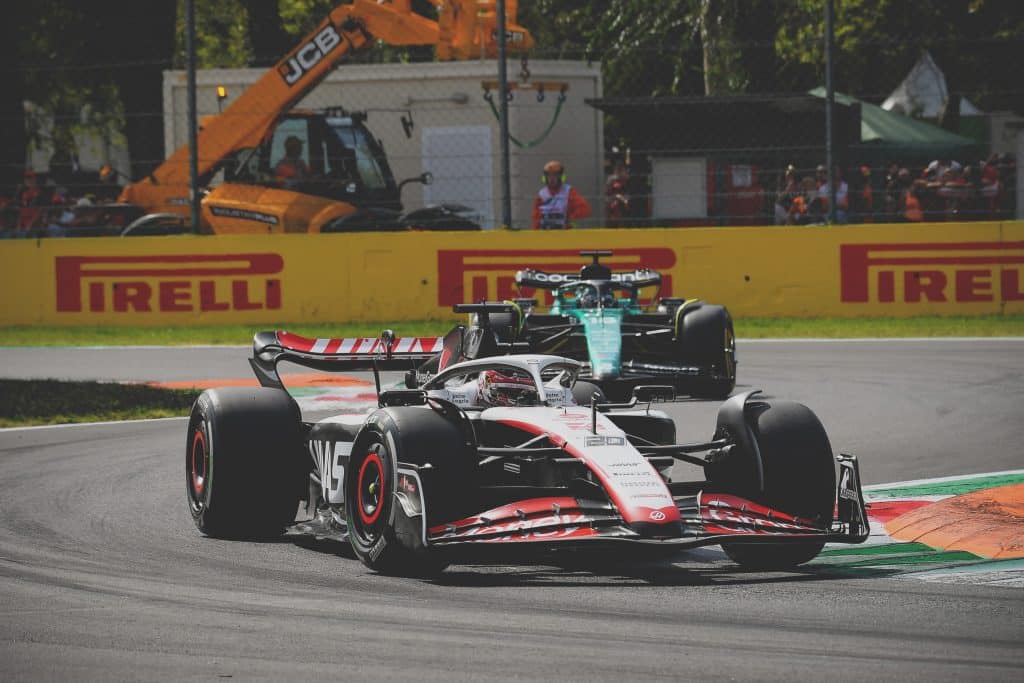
[{"left": 119, "top": 0, "right": 533, "bottom": 212}]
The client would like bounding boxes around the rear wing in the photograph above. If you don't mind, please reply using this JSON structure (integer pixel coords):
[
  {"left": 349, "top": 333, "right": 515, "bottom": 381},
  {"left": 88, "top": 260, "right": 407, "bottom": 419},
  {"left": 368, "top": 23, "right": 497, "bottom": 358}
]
[
  {"left": 515, "top": 267, "right": 662, "bottom": 291},
  {"left": 250, "top": 330, "right": 443, "bottom": 390}
]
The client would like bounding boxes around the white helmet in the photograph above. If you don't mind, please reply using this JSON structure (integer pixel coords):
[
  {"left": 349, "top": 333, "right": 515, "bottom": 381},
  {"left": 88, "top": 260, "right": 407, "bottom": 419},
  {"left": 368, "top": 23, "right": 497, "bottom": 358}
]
[{"left": 477, "top": 369, "right": 539, "bottom": 407}]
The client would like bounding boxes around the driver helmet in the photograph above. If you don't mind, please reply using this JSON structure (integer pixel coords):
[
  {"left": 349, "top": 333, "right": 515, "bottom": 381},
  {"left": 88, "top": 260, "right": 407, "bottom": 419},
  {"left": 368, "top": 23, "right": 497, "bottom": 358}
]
[
  {"left": 477, "top": 369, "right": 538, "bottom": 407},
  {"left": 578, "top": 286, "right": 599, "bottom": 308}
]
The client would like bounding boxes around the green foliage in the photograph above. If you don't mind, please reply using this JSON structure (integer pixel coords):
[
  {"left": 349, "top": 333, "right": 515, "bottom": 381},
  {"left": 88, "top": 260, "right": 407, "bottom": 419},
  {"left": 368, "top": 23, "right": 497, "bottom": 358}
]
[
  {"left": 18, "top": 1, "right": 126, "bottom": 158},
  {"left": 173, "top": 0, "right": 252, "bottom": 68},
  {"left": 775, "top": 0, "right": 1024, "bottom": 109}
]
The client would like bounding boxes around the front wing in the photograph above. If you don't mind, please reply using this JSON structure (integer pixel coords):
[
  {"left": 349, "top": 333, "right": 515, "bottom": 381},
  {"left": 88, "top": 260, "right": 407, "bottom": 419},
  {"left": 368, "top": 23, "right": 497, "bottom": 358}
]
[{"left": 424, "top": 455, "right": 870, "bottom": 550}]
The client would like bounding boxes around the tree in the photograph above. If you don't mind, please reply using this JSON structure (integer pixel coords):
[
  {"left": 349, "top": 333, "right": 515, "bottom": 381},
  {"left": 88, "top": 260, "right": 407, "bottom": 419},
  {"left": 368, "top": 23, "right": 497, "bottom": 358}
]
[
  {"left": 0, "top": 4, "right": 28, "bottom": 196},
  {"left": 95, "top": 1, "right": 178, "bottom": 179},
  {"left": 774, "top": 0, "right": 1024, "bottom": 112},
  {"left": 248, "top": 0, "right": 293, "bottom": 67},
  {"left": 12, "top": 0, "right": 176, "bottom": 184}
]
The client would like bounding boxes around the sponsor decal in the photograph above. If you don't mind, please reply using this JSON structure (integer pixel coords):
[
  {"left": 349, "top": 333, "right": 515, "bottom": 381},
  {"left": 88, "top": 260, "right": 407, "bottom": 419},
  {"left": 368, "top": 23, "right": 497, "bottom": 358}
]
[
  {"left": 55, "top": 253, "right": 283, "bottom": 314},
  {"left": 839, "top": 242, "right": 1024, "bottom": 304},
  {"left": 491, "top": 29, "right": 527, "bottom": 44},
  {"left": 584, "top": 435, "right": 625, "bottom": 447},
  {"left": 433, "top": 513, "right": 590, "bottom": 540},
  {"left": 437, "top": 248, "right": 676, "bottom": 306},
  {"left": 279, "top": 24, "right": 342, "bottom": 86},
  {"left": 838, "top": 467, "right": 859, "bottom": 501},
  {"left": 208, "top": 205, "right": 279, "bottom": 225}
]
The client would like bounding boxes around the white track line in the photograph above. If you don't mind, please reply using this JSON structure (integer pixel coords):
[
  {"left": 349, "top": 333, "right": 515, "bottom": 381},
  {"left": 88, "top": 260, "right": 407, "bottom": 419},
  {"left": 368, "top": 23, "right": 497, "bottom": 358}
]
[
  {"left": 0, "top": 416, "right": 187, "bottom": 433},
  {"left": 863, "top": 469, "right": 1024, "bottom": 491}
]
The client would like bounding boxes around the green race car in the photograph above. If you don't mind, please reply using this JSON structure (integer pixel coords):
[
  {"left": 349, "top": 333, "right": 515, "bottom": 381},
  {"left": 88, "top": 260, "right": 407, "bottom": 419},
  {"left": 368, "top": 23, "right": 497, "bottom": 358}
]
[{"left": 469, "top": 251, "right": 737, "bottom": 400}]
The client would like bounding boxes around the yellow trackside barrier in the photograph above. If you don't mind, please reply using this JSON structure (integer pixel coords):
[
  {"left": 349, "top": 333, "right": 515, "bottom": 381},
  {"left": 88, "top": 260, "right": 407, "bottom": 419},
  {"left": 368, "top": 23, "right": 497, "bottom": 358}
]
[{"left": 1, "top": 221, "right": 1021, "bottom": 327}]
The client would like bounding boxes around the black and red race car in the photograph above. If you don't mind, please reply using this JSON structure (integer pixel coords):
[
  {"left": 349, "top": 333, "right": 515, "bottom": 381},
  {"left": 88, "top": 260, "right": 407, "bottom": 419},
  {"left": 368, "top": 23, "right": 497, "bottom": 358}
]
[{"left": 185, "top": 325, "right": 869, "bottom": 577}]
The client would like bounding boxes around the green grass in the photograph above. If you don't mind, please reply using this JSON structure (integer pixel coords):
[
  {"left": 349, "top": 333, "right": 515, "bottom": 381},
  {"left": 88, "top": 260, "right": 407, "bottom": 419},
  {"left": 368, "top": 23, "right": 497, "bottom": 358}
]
[
  {"left": 0, "top": 379, "right": 201, "bottom": 428},
  {"left": 0, "top": 315, "right": 1022, "bottom": 347}
]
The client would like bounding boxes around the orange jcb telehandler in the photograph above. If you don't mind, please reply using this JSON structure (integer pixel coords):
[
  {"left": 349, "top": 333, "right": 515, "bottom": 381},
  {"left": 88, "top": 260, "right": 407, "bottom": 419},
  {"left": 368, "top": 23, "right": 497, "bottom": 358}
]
[{"left": 97, "top": 0, "right": 533, "bottom": 236}]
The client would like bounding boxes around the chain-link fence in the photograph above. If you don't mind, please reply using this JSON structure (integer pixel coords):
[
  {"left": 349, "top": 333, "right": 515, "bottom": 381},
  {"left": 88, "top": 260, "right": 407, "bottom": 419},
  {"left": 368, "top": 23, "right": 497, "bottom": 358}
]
[{"left": 3, "top": 3, "right": 1021, "bottom": 237}]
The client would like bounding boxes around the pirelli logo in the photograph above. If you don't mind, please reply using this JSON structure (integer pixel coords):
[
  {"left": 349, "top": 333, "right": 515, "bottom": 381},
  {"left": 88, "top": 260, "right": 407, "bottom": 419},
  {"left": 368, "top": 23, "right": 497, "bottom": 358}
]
[
  {"left": 55, "top": 253, "right": 284, "bottom": 313},
  {"left": 437, "top": 248, "right": 676, "bottom": 306},
  {"left": 840, "top": 242, "right": 1024, "bottom": 304}
]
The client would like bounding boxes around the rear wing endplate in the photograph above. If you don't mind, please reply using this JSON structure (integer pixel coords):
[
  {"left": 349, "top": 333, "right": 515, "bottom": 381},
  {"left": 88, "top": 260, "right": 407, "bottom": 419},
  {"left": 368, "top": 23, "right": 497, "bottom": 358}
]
[{"left": 250, "top": 330, "right": 443, "bottom": 390}]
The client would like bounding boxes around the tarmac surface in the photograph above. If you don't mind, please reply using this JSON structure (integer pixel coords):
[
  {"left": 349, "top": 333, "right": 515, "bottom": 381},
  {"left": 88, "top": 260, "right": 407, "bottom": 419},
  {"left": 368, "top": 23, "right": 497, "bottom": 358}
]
[{"left": 1, "top": 339, "right": 1022, "bottom": 680}]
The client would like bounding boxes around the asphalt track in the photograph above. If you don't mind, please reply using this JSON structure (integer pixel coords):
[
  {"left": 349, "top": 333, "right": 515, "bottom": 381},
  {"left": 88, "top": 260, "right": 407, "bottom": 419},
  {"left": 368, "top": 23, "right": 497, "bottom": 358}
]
[{"left": 1, "top": 340, "right": 1023, "bottom": 681}]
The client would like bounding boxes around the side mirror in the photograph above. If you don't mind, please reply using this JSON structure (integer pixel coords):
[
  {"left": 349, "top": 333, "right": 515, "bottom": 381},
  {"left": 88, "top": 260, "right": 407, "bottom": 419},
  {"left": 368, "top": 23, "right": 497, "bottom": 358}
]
[
  {"left": 397, "top": 171, "right": 434, "bottom": 196},
  {"left": 632, "top": 385, "right": 676, "bottom": 403}
]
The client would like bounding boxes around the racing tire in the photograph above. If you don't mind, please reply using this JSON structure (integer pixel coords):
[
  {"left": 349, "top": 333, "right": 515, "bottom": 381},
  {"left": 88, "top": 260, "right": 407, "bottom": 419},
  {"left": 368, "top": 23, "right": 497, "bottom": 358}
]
[
  {"left": 186, "top": 388, "right": 305, "bottom": 539},
  {"left": 717, "top": 400, "right": 836, "bottom": 570},
  {"left": 473, "top": 310, "right": 519, "bottom": 344},
  {"left": 345, "top": 408, "right": 464, "bottom": 578},
  {"left": 676, "top": 305, "right": 736, "bottom": 400},
  {"left": 571, "top": 381, "right": 607, "bottom": 406},
  {"left": 121, "top": 213, "right": 189, "bottom": 236}
]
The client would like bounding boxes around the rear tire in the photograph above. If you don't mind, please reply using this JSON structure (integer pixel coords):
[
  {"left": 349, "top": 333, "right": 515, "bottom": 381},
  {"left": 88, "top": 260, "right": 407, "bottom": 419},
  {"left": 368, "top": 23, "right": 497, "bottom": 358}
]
[
  {"left": 473, "top": 310, "right": 519, "bottom": 344},
  {"left": 716, "top": 400, "right": 835, "bottom": 569},
  {"left": 677, "top": 305, "right": 736, "bottom": 399},
  {"left": 186, "top": 388, "right": 305, "bottom": 539},
  {"left": 571, "top": 381, "right": 607, "bottom": 406}
]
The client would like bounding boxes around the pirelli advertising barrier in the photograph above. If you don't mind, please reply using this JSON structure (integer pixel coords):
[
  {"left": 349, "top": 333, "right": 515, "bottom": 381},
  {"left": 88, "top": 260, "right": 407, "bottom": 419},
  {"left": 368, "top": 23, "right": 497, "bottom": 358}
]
[{"left": 1, "top": 221, "right": 1022, "bottom": 326}]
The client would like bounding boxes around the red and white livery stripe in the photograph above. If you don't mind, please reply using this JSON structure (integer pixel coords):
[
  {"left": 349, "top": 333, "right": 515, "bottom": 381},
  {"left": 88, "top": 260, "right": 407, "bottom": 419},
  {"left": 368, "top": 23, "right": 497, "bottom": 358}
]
[{"left": 275, "top": 332, "right": 442, "bottom": 356}]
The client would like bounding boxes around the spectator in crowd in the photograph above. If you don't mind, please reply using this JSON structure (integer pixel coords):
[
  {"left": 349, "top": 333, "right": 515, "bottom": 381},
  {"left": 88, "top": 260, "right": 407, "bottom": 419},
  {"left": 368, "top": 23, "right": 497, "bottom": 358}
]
[
  {"left": 980, "top": 154, "right": 1002, "bottom": 219},
  {"left": 936, "top": 163, "right": 971, "bottom": 220},
  {"left": 605, "top": 161, "right": 631, "bottom": 227},
  {"left": 787, "top": 176, "right": 822, "bottom": 225},
  {"left": 773, "top": 164, "right": 799, "bottom": 225},
  {"left": 853, "top": 165, "right": 875, "bottom": 223},
  {"left": 895, "top": 169, "right": 924, "bottom": 222},
  {"left": 15, "top": 169, "right": 45, "bottom": 237},
  {"left": 816, "top": 164, "right": 849, "bottom": 223},
  {"left": 0, "top": 193, "right": 16, "bottom": 236},
  {"left": 994, "top": 153, "right": 1016, "bottom": 218},
  {"left": 275, "top": 136, "right": 310, "bottom": 187},
  {"left": 960, "top": 164, "right": 979, "bottom": 219},
  {"left": 884, "top": 161, "right": 903, "bottom": 222},
  {"left": 532, "top": 159, "right": 591, "bottom": 229}
]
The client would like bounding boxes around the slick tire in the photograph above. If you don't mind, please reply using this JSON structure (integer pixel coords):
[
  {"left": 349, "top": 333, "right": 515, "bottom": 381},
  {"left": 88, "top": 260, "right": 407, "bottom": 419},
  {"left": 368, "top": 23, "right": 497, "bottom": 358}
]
[
  {"left": 571, "top": 381, "right": 607, "bottom": 406},
  {"left": 186, "top": 388, "right": 305, "bottom": 539},
  {"left": 474, "top": 311, "right": 519, "bottom": 344},
  {"left": 718, "top": 400, "right": 836, "bottom": 569},
  {"left": 346, "top": 408, "right": 462, "bottom": 578},
  {"left": 676, "top": 305, "right": 736, "bottom": 400}
]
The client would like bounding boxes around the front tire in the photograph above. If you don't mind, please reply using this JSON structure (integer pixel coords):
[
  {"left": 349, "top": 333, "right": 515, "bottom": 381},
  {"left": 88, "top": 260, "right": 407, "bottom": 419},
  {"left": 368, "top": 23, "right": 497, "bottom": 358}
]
[
  {"left": 714, "top": 399, "right": 836, "bottom": 569},
  {"left": 345, "top": 409, "right": 463, "bottom": 577},
  {"left": 186, "top": 388, "right": 305, "bottom": 539}
]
